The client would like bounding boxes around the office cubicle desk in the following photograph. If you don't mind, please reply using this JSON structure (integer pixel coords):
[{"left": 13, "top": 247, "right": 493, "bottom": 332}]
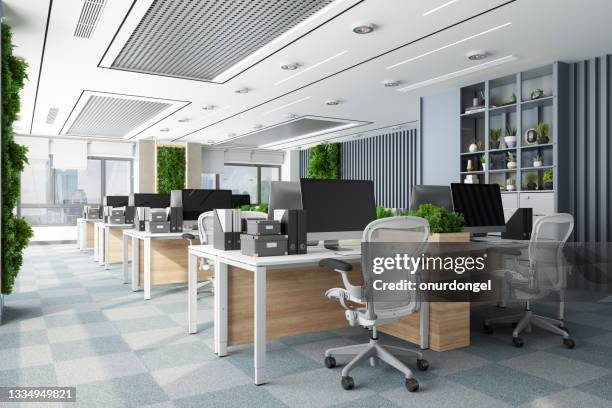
[
  {"left": 123, "top": 229, "right": 208, "bottom": 300},
  {"left": 77, "top": 218, "right": 101, "bottom": 251},
  {"left": 94, "top": 222, "right": 133, "bottom": 269},
  {"left": 187, "top": 244, "right": 433, "bottom": 386}
]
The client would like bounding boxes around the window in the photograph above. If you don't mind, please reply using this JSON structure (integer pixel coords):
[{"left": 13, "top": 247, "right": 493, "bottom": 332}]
[
  {"left": 201, "top": 173, "right": 217, "bottom": 189},
  {"left": 220, "top": 164, "right": 281, "bottom": 204},
  {"left": 19, "top": 156, "right": 133, "bottom": 226}
]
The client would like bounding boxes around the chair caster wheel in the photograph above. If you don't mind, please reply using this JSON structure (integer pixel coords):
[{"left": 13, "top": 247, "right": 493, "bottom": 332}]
[
  {"left": 563, "top": 338, "right": 575, "bottom": 349},
  {"left": 512, "top": 337, "right": 524, "bottom": 348},
  {"left": 561, "top": 326, "right": 569, "bottom": 334},
  {"left": 416, "top": 359, "right": 429, "bottom": 371},
  {"left": 405, "top": 378, "right": 419, "bottom": 392},
  {"left": 483, "top": 324, "right": 494, "bottom": 334},
  {"left": 341, "top": 376, "right": 354, "bottom": 390},
  {"left": 324, "top": 356, "right": 336, "bottom": 368}
]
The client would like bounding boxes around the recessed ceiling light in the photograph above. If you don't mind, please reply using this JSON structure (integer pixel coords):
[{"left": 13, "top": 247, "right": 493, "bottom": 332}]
[
  {"left": 227, "top": 132, "right": 237, "bottom": 138},
  {"left": 397, "top": 55, "right": 518, "bottom": 92},
  {"left": 178, "top": 118, "right": 191, "bottom": 123},
  {"left": 422, "top": 0, "right": 458, "bottom": 16},
  {"left": 352, "top": 22, "right": 374, "bottom": 34},
  {"left": 386, "top": 22, "right": 512, "bottom": 70},
  {"left": 280, "top": 62, "right": 300, "bottom": 70},
  {"left": 467, "top": 50, "right": 488, "bottom": 61},
  {"left": 274, "top": 50, "right": 348, "bottom": 86},
  {"left": 234, "top": 88, "right": 250, "bottom": 94},
  {"left": 160, "top": 128, "right": 170, "bottom": 132},
  {"left": 325, "top": 100, "right": 341, "bottom": 106},
  {"left": 382, "top": 80, "right": 400, "bottom": 87},
  {"left": 253, "top": 124, "right": 263, "bottom": 129},
  {"left": 202, "top": 105, "right": 216, "bottom": 110},
  {"left": 284, "top": 113, "right": 298, "bottom": 119}
]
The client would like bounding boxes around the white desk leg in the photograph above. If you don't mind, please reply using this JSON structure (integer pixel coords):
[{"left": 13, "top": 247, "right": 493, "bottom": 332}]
[
  {"left": 254, "top": 266, "right": 266, "bottom": 385},
  {"left": 188, "top": 252, "right": 198, "bottom": 334},
  {"left": 93, "top": 225, "right": 99, "bottom": 261},
  {"left": 80, "top": 221, "right": 86, "bottom": 251},
  {"left": 143, "top": 237, "right": 152, "bottom": 300},
  {"left": 103, "top": 227, "right": 110, "bottom": 269},
  {"left": 214, "top": 259, "right": 228, "bottom": 355},
  {"left": 131, "top": 237, "right": 140, "bottom": 291},
  {"left": 122, "top": 233, "right": 129, "bottom": 284},
  {"left": 419, "top": 300, "right": 430, "bottom": 349}
]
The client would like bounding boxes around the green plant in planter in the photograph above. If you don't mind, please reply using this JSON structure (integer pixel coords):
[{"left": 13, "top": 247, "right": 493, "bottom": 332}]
[
  {"left": 543, "top": 168, "right": 553, "bottom": 189},
  {"left": 506, "top": 125, "right": 517, "bottom": 136},
  {"left": 376, "top": 206, "right": 394, "bottom": 219},
  {"left": 506, "top": 152, "right": 516, "bottom": 168},
  {"left": 536, "top": 122, "right": 550, "bottom": 144},
  {"left": 407, "top": 204, "right": 464, "bottom": 234},
  {"left": 531, "top": 87, "right": 544, "bottom": 99},
  {"left": 157, "top": 146, "right": 186, "bottom": 194},
  {"left": 2, "top": 23, "right": 33, "bottom": 295},
  {"left": 509, "top": 93, "right": 517, "bottom": 103},
  {"left": 307, "top": 143, "right": 340, "bottom": 179},
  {"left": 489, "top": 128, "right": 502, "bottom": 149},
  {"left": 525, "top": 173, "right": 538, "bottom": 190}
]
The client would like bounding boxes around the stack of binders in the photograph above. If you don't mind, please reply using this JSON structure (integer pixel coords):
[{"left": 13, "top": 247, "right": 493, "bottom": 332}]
[
  {"left": 213, "top": 209, "right": 242, "bottom": 250},
  {"left": 273, "top": 209, "right": 307, "bottom": 255}
]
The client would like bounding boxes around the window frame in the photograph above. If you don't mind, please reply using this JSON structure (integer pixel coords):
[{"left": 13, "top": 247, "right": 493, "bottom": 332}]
[
  {"left": 18, "top": 155, "right": 133, "bottom": 226},
  {"left": 221, "top": 163, "right": 282, "bottom": 204}
]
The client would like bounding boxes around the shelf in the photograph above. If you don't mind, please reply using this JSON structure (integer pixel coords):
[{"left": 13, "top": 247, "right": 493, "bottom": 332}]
[
  {"left": 460, "top": 150, "right": 485, "bottom": 156},
  {"left": 521, "top": 143, "right": 553, "bottom": 149},
  {"left": 521, "top": 95, "right": 554, "bottom": 108},
  {"left": 489, "top": 103, "right": 517, "bottom": 115},
  {"left": 461, "top": 108, "right": 486, "bottom": 118},
  {"left": 489, "top": 169, "right": 517, "bottom": 173},
  {"left": 460, "top": 171, "right": 485, "bottom": 175},
  {"left": 521, "top": 165, "right": 553, "bottom": 171},
  {"left": 489, "top": 147, "right": 517, "bottom": 154}
]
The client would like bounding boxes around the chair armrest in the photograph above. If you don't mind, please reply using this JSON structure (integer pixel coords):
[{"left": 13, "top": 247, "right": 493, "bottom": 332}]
[
  {"left": 182, "top": 233, "right": 196, "bottom": 240},
  {"left": 488, "top": 247, "right": 522, "bottom": 257},
  {"left": 319, "top": 258, "right": 352, "bottom": 271}
]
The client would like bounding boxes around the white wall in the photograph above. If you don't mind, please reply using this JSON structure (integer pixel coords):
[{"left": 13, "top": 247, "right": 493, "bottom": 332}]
[{"left": 281, "top": 150, "right": 300, "bottom": 181}]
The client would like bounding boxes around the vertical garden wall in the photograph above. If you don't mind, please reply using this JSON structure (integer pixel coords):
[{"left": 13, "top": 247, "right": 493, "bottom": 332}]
[
  {"left": 156, "top": 145, "right": 186, "bottom": 193},
  {"left": 1, "top": 23, "right": 33, "bottom": 295},
  {"left": 307, "top": 143, "right": 340, "bottom": 179}
]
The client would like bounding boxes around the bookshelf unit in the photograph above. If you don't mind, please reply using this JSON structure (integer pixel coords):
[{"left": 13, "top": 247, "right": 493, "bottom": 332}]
[{"left": 459, "top": 63, "right": 569, "bottom": 214}]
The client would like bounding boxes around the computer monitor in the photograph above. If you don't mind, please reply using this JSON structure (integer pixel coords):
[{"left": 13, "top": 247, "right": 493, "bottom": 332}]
[
  {"left": 104, "top": 195, "right": 129, "bottom": 207},
  {"left": 133, "top": 193, "right": 170, "bottom": 208},
  {"left": 231, "top": 194, "right": 251, "bottom": 208},
  {"left": 300, "top": 178, "right": 376, "bottom": 241},
  {"left": 409, "top": 185, "right": 453, "bottom": 212},
  {"left": 182, "top": 189, "right": 232, "bottom": 221},
  {"left": 267, "top": 181, "right": 303, "bottom": 219},
  {"left": 450, "top": 183, "right": 506, "bottom": 233}
]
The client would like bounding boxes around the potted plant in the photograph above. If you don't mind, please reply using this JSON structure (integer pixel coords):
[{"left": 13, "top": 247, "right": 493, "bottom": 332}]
[
  {"left": 533, "top": 154, "right": 543, "bottom": 167},
  {"left": 504, "top": 125, "right": 517, "bottom": 148},
  {"left": 536, "top": 122, "right": 550, "bottom": 144},
  {"left": 506, "top": 178, "right": 516, "bottom": 191},
  {"left": 543, "top": 168, "right": 553, "bottom": 190},
  {"left": 531, "top": 87, "right": 544, "bottom": 99},
  {"left": 376, "top": 206, "right": 394, "bottom": 219},
  {"left": 490, "top": 128, "right": 502, "bottom": 149},
  {"left": 480, "top": 155, "right": 487, "bottom": 171},
  {"left": 506, "top": 152, "right": 517, "bottom": 169},
  {"left": 525, "top": 173, "right": 538, "bottom": 190},
  {"left": 509, "top": 92, "right": 517, "bottom": 104},
  {"left": 406, "top": 204, "right": 467, "bottom": 242}
]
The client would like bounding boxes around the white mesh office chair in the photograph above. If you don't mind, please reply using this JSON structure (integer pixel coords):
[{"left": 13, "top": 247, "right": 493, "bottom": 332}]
[
  {"left": 483, "top": 213, "right": 575, "bottom": 348},
  {"left": 319, "top": 216, "right": 430, "bottom": 392}
]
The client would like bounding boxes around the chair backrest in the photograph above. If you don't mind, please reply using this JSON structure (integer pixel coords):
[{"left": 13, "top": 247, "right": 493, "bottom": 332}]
[
  {"left": 529, "top": 213, "right": 574, "bottom": 291},
  {"left": 361, "top": 216, "right": 430, "bottom": 320},
  {"left": 198, "top": 211, "right": 215, "bottom": 244}
]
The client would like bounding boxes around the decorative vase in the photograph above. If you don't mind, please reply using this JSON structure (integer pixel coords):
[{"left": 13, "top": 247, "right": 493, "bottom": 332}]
[
  {"left": 507, "top": 161, "right": 517, "bottom": 169},
  {"left": 524, "top": 129, "right": 537, "bottom": 145},
  {"left": 527, "top": 182, "right": 537, "bottom": 190},
  {"left": 490, "top": 140, "right": 500, "bottom": 149},
  {"left": 506, "top": 183, "right": 515, "bottom": 191},
  {"left": 533, "top": 160, "right": 543, "bottom": 167},
  {"left": 482, "top": 164, "right": 487, "bottom": 172},
  {"left": 544, "top": 181, "right": 553, "bottom": 190},
  {"left": 466, "top": 160, "right": 474, "bottom": 172},
  {"left": 468, "top": 143, "right": 478, "bottom": 153},
  {"left": 504, "top": 136, "right": 517, "bottom": 148},
  {"left": 537, "top": 135, "right": 550, "bottom": 144}
]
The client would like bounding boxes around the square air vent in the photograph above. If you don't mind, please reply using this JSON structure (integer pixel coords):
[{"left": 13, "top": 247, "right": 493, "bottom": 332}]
[
  {"left": 45, "top": 108, "right": 59, "bottom": 124},
  {"left": 65, "top": 94, "right": 172, "bottom": 139},
  {"left": 74, "top": 0, "right": 106, "bottom": 39},
  {"left": 111, "top": 0, "right": 335, "bottom": 81}
]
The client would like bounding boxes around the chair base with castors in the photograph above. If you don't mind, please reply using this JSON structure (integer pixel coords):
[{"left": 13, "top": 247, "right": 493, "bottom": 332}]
[
  {"left": 324, "top": 327, "right": 428, "bottom": 392},
  {"left": 483, "top": 304, "right": 575, "bottom": 349}
]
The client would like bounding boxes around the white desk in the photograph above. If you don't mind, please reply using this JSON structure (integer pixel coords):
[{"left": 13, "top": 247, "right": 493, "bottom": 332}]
[
  {"left": 122, "top": 229, "right": 188, "bottom": 299},
  {"left": 94, "top": 223, "right": 134, "bottom": 269},
  {"left": 77, "top": 218, "right": 102, "bottom": 251},
  {"left": 188, "top": 244, "right": 430, "bottom": 385}
]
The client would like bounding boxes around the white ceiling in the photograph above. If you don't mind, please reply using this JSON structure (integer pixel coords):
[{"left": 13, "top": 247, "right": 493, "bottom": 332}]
[{"left": 6, "top": 0, "right": 612, "bottom": 150}]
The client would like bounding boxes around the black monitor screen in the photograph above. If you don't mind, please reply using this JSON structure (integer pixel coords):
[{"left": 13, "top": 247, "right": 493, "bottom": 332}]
[
  {"left": 105, "top": 195, "right": 129, "bottom": 207},
  {"left": 450, "top": 183, "right": 505, "bottom": 227},
  {"left": 182, "top": 189, "right": 232, "bottom": 220},
  {"left": 410, "top": 185, "right": 453, "bottom": 212},
  {"left": 300, "top": 179, "right": 376, "bottom": 233},
  {"left": 133, "top": 193, "right": 170, "bottom": 208},
  {"left": 231, "top": 194, "right": 251, "bottom": 208}
]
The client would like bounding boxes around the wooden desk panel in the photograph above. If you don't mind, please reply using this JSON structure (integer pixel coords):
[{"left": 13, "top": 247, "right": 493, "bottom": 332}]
[
  {"left": 137, "top": 239, "right": 209, "bottom": 285},
  {"left": 107, "top": 228, "right": 130, "bottom": 263},
  {"left": 86, "top": 222, "right": 95, "bottom": 248}
]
